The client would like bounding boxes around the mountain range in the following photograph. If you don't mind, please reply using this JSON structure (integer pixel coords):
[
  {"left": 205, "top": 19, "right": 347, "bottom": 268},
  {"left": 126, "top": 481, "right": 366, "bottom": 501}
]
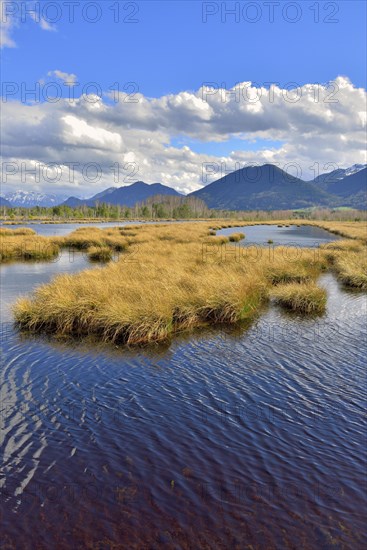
[
  {"left": 0, "top": 197, "right": 12, "bottom": 208},
  {"left": 3, "top": 190, "right": 68, "bottom": 208},
  {"left": 62, "top": 181, "right": 181, "bottom": 208},
  {"left": 1, "top": 164, "right": 366, "bottom": 211},
  {"left": 189, "top": 164, "right": 367, "bottom": 210},
  {"left": 311, "top": 164, "right": 365, "bottom": 189},
  {"left": 310, "top": 165, "right": 367, "bottom": 206}
]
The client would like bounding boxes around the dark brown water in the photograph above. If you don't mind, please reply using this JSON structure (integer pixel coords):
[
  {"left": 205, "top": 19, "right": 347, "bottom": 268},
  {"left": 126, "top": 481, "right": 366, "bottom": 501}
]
[{"left": 0, "top": 228, "right": 366, "bottom": 549}]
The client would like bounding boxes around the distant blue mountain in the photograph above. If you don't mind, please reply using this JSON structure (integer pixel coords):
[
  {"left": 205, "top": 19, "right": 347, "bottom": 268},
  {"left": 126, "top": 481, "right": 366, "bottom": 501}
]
[
  {"left": 4, "top": 190, "right": 68, "bottom": 207},
  {"left": 62, "top": 181, "right": 181, "bottom": 208},
  {"left": 189, "top": 164, "right": 333, "bottom": 210},
  {"left": 311, "top": 166, "right": 367, "bottom": 207},
  {"left": 190, "top": 163, "right": 367, "bottom": 210},
  {"left": 0, "top": 196, "right": 12, "bottom": 208}
]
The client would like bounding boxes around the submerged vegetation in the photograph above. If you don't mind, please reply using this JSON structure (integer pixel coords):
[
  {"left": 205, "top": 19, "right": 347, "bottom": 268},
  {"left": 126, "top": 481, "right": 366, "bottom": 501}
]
[{"left": 3, "top": 219, "right": 365, "bottom": 346}]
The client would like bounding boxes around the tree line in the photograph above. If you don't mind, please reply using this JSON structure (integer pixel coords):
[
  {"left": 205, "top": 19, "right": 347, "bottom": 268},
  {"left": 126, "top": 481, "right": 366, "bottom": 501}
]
[{"left": 0, "top": 194, "right": 365, "bottom": 222}]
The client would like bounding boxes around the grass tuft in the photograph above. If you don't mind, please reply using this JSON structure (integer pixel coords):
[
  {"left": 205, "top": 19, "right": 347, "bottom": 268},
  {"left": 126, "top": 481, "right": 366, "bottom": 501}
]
[
  {"left": 228, "top": 233, "right": 245, "bottom": 242},
  {"left": 333, "top": 252, "right": 367, "bottom": 290},
  {"left": 271, "top": 282, "right": 327, "bottom": 314}
]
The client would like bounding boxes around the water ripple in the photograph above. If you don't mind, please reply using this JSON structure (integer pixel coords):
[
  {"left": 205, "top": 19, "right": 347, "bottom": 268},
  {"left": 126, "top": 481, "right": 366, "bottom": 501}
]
[{"left": 0, "top": 259, "right": 366, "bottom": 548}]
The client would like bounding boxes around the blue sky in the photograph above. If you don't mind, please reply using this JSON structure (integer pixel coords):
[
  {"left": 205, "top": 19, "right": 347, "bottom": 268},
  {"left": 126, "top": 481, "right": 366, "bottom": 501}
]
[
  {"left": 2, "top": 0, "right": 366, "bottom": 95},
  {"left": 1, "top": 1, "right": 366, "bottom": 194}
]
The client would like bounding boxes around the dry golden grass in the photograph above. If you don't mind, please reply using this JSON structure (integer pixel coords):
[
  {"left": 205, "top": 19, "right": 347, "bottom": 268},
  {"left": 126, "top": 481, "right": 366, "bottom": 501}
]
[
  {"left": 62, "top": 227, "right": 129, "bottom": 251},
  {"left": 228, "top": 232, "right": 245, "bottom": 242},
  {"left": 0, "top": 227, "right": 36, "bottom": 236},
  {"left": 10, "top": 219, "right": 367, "bottom": 345},
  {"left": 266, "top": 265, "right": 312, "bottom": 285},
  {"left": 317, "top": 238, "right": 367, "bottom": 289},
  {"left": 320, "top": 239, "right": 364, "bottom": 253},
  {"left": 14, "top": 251, "right": 268, "bottom": 345},
  {"left": 309, "top": 221, "right": 367, "bottom": 242},
  {"left": 87, "top": 246, "right": 114, "bottom": 262},
  {"left": 271, "top": 282, "right": 327, "bottom": 314},
  {"left": 0, "top": 233, "right": 60, "bottom": 262},
  {"left": 332, "top": 252, "right": 367, "bottom": 290},
  {"left": 206, "top": 235, "right": 229, "bottom": 245}
]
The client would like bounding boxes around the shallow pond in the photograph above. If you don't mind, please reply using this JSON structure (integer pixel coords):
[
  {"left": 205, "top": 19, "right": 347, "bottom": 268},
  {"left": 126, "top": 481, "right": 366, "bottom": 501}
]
[
  {"left": 217, "top": 224, "right": 343, "bottom": 248},
  {"left": 0, "top": 225, "right": 366, "bottom": 549},
  {"left": 1, "top": 219, "right": 184, "bottom": 237}
]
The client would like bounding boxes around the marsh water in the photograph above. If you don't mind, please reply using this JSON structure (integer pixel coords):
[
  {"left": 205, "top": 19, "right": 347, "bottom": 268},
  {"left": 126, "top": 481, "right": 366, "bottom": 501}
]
[
  {"left": 217, "top": 223, "right": 343, "bottom": 247},
  {"left": 1, "top": 225, "right": 366, "bottom": 549},
  {"left": 0, "top": 219, "right": 168, "bottom": 237}
]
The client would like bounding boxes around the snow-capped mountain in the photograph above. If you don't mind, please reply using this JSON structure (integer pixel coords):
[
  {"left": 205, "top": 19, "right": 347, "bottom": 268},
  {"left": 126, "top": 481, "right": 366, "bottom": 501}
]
[
  {"left": 0, "top": 196, "right": 12, "bottom": 208},
  {"left": 342, "top": 164, "right": 367, "bottom": 177},
  {"left": 311, "top": 164, "right": 366, "bottom": 186},
  {"left": 4, "top": 191, "right": 69, "bottom": 208}
]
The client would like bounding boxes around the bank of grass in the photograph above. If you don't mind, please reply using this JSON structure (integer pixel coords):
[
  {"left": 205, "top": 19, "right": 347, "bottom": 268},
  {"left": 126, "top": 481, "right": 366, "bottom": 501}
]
[
  {"left": 62, "top": 227, "right": 130, "bottom": 251},
  {"left": 332, "top": 252, "right": 367, "bottom": 290},
  {"left": 320, "top": 239, "right": 364, "bottom": 254},
  {"left": 318, "top": 239, "right": 367, "bottom": 289},
  {"left": 0, "top": 232, "right": 60, "bottom": 262},
  {"left": 271, "top": 282, "right": 327, "bottom": 314},
  {"left": 14, "top": 252, "right": 269, "bottom": 345},
  {"left": 10, "top": 220, "right": 367, "bottom": 346},
  {"left": 0, "top": 227, "right": 36, "bottom": 236},
  {"left": 314, "top": 221, "right": 367, "bottom": 242}
]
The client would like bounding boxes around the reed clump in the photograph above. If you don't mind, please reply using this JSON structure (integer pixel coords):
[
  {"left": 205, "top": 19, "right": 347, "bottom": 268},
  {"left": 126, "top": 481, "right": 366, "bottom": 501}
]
[
  {"left": 318, "top": 238, "right": 367, "bottom": 289},
  {"left": 267, "top": 268, "right": 312, "bottom": 285},
  {"left": 271, "top": 282, "right": 327, "bottom": 314},
  {"left": 87, "top": 246, "right": 114, "bottom": 263},
  {"left": 207, "top": 235, "right": 230, "bottom": 245},
  {"left": 228, "top": 233, "right": 245, "bottom": 242},
  {"left": 62, "top": 227, "right": 129, "bottom": 251},
  {"left": 332, "top": 251, "right": 367, "bottom": 290},
  {"left": 0, "top": 233, "right": 60, "bottom": 263}
]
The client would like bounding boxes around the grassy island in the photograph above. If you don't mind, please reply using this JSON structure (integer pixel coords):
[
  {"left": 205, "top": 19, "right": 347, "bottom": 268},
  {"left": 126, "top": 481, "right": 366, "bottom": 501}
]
[{"left": 7, "top": 219, "right": 366, "bottom": 346}]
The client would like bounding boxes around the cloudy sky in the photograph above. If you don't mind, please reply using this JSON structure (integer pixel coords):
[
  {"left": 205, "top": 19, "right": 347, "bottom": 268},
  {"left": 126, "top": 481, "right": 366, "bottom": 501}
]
[{"left": 1, "top": 0, "right": 366, "bottom": 197}]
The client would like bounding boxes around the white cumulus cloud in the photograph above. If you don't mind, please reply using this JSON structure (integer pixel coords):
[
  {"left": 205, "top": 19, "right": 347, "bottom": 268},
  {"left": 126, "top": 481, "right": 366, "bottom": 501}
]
[{"left": 1, "top": 76, "right": 366, "bottom": 196}]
